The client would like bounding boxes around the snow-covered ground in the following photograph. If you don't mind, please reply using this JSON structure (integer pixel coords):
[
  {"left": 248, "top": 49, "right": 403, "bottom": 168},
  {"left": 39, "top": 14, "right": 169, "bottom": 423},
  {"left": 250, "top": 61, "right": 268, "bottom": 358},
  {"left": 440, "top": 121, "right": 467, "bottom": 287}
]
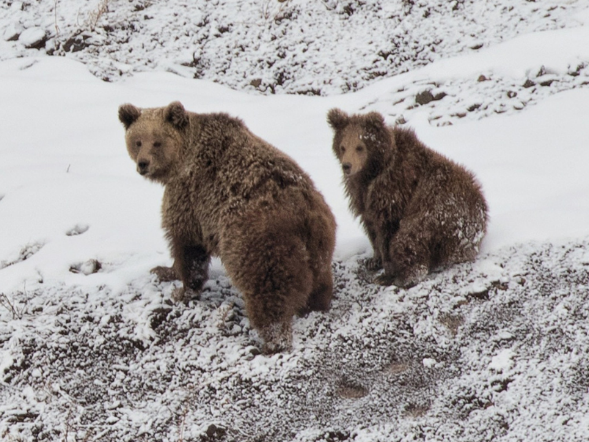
[{"left": 2, "top": 1, "right": 589, "bottom": 441}]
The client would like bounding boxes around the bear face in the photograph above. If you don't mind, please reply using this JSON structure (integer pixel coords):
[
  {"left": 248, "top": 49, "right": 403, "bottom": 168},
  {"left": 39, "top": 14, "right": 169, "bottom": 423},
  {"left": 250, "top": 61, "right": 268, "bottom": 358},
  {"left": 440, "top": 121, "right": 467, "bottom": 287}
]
[
  {"left": 327, "top": 108, "right": 393, "bottom": 180},
  {"left": 335, "top": 125, "right": 368, "bottom": 177},
  {"left": 119, "top": 102, "right": 188, "bottom": 184}
]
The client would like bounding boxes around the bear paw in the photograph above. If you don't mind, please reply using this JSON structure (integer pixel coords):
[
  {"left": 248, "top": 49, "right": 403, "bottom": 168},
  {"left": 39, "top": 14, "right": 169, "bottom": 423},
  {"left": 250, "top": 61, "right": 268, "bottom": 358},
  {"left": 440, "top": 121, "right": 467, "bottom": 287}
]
[
  {"left": 393, "top": 264, "right": 428, "bottom": 288},
  {"left": 260, "top": 323, "right": 293, "bottom": 355},
  {"left": 374, "top": 272, "right": 396, "bottom": 286},
  {"left": 364, "top": 256, "right": 383, "bottom": 272},
  {"left": 171, "top": 287, "right": 200, "bottom": 304},
  {"left": 151, "top": 266, "right": 178, "bottom": 282}
]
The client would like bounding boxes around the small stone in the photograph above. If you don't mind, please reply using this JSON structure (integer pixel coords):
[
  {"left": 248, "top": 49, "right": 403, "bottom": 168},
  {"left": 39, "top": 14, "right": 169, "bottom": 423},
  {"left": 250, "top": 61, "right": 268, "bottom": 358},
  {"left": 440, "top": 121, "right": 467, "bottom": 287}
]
[
  {"left": 3, "top": 23, "right": 23, "bottom": 41},
  {"left": 63, "top": 35, "right": 87, "bottom": 53},
  {"left": 250, "top": 78, "right": 262, "bottom": 88},
  {"left": 477, "top": 75, "right": 489, "bottom": 82},
  {"left": 415, "top": 90, "right": 434, "bottom": 105},
  {"left": 80, "top": 259, "right": 101, "bottom": 275},
  {"left": 522, "top": 79, "right": 535, "bottom": 88},
  {"left": 19, "top": 27, "right": 47, "bottom": 49},
  {"left": 433, "top": 91, "right": 447, "bottom": 101},
  {"left": 395, "top": 115, "right": 407, "bottom": 125}
]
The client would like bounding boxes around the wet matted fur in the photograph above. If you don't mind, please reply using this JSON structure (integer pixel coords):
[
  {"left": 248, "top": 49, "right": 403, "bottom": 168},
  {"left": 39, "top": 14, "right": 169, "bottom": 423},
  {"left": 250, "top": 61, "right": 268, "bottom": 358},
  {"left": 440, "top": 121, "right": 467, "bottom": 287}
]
[
  {"left": 119, "top": 101, "right": 336, "bottom": 352},
  {"left": 328, "top": 108, "right": 488, "bottom": 287}
]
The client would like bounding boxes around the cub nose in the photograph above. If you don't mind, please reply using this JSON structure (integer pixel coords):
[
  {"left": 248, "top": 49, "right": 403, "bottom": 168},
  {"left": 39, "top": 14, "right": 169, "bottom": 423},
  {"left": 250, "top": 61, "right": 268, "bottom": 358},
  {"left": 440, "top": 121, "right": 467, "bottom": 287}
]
[
  {"left": 342, "top": 162, "right": 352, "bottom": 175},
  {"left": 137, "top": 160, "right": 150, "bottom": 175}
]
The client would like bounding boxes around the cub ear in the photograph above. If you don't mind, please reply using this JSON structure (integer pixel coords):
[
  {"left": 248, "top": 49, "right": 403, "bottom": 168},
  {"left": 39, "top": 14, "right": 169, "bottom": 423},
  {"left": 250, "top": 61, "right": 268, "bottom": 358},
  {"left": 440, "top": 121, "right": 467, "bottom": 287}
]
[
  {"left": 327, "top": 108, "right": 349, "bottom": 130},
  {"left": 118, "top": 104, "right": 141, "bottom": 130},
  {"left": 165, "top": 101, "right": 189, "bottom": 129},
  {"left": 364, "top": 111, "right": 386, "bottom": 131}
]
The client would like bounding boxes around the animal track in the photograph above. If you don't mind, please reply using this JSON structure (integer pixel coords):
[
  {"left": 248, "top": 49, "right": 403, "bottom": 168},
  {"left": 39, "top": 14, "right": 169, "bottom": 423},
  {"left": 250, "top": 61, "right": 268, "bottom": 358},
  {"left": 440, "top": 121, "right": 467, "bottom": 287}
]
[{"left": 66, "top": 224, "right": 90, "bottom": 236}]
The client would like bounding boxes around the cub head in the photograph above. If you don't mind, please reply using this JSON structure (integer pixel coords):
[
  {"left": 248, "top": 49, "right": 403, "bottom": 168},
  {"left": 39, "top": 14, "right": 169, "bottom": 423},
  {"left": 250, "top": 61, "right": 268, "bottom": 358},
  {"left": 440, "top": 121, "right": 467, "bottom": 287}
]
[
  {"left": 327, "top": 109, "right": 393, "bottom": 179},
  {"left": 118, "top": 101, "right": 189, "bottom": 184}
]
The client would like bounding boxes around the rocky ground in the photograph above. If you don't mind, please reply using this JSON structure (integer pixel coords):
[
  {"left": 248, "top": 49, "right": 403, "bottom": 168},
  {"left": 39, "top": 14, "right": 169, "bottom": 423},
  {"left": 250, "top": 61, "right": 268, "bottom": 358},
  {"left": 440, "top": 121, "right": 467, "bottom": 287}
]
[
  {"left": 1, "top": 0, "right": 588, "bottom": 96},
  {"left": 3, "top": 240, "right": 589, "bottom": 441}
]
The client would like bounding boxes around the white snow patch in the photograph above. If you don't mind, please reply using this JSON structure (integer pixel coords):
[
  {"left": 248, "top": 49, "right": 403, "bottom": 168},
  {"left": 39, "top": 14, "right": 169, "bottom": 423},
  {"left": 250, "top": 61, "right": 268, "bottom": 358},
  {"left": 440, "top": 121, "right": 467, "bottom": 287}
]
[{"left": 490, "top": 349, "right": 515, "bottom": 372}]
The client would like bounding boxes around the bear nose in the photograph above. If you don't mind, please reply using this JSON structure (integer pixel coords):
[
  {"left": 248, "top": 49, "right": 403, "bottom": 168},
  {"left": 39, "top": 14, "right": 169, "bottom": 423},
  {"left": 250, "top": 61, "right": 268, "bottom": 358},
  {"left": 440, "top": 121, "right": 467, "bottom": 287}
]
[
  {"left": 137, "top": 160, "right": 150, "bottom": 175},
  {"left": 342, "top": 163, "right": 352, "bottom": 175}
]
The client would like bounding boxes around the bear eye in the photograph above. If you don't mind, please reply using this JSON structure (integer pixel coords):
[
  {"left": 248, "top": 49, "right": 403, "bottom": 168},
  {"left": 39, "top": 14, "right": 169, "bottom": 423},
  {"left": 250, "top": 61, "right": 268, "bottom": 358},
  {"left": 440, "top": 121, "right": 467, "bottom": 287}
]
[
  {"left": 340, "top": 146, "right": 346, "bottom": 153},
  {"left": 135, "top": 140, "right": 142, "bottom": 148},
  {"left": 153, "top": 141, "right": 162, "bottom": 148},
  {"left": 356, "top": 145, "right": 364, "bottom": 153}
]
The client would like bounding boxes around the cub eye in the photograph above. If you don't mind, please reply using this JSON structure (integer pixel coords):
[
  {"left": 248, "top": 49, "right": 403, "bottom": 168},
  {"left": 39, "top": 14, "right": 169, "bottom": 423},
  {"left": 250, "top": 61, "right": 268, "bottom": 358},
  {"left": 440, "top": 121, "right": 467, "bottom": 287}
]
[
  {"left": 153, "top": 141, "right": 162, "bottom": 148},
  {"left": 356, "top": 145, "right": 364, "bottom": 153},
  {"left": 340, "top": 146, "right": 346, "bottom": 153},
  {"left": 135, "top": 140, "right": 142, "bottom": 148}
]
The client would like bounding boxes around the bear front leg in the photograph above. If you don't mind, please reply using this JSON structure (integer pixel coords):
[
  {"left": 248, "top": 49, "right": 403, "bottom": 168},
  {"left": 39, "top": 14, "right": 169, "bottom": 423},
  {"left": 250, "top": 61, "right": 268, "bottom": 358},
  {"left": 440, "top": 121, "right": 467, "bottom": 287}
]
[
  {"left": 363, "top": 222, "right": 384, "bottom": 271},
  {"left": 373, "top": 223, "right": 401, "bottom": 286},
  {"left": 171, "top": 242, "right": 211, "bottom": 303}
]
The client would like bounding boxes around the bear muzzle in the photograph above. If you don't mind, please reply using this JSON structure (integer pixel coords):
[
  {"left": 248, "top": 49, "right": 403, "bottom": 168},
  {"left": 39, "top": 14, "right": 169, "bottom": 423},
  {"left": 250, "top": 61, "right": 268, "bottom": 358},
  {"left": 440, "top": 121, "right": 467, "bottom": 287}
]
[
  {"left": 137, "top": 159, "right": 150, "bottom": 176},
  {"left": 342, "top": 162, "right": 352, "bottom": 176}
]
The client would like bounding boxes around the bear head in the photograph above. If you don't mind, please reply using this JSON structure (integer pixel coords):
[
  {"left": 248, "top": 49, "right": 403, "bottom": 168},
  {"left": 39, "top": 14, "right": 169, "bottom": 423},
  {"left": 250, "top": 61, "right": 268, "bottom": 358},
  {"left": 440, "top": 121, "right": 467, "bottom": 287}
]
[
  {"left": 118, "top": 101, "right": 189, "bottom": 184},
  {"left": 327, "top": 109, "right": 394, "bottom": 180}
]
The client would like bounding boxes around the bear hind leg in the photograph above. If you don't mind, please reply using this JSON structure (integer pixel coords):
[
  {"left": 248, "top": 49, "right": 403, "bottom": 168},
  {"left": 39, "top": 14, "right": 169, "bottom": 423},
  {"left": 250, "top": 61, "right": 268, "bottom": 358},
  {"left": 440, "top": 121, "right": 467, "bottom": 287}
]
[
  {"left": 383, "top": 229, "right": 432, "bottom": 288},
  {"left": 301, "top": 266, "right": 333, "bottom": 315}
]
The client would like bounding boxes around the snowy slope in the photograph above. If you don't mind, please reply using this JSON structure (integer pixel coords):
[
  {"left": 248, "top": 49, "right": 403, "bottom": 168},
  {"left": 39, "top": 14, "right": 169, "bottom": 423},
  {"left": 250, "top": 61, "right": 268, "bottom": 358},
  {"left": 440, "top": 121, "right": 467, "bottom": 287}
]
[
  {"left": 1, "top": 0, "right": 589, "bottom": 94},
  {"left": 2, "top": 1, "right": 589, "bottom": 441}
]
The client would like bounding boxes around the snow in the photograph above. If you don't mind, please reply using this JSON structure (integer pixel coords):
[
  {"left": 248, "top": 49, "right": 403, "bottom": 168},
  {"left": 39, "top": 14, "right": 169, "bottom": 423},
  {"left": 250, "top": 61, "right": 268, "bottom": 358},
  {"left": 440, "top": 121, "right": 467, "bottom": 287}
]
[
  {"left": 2, "top": 1, "right": 589, "bottom": 441},
  {"left": 489, "top": 349, "right": 514, "bottom": 372}
]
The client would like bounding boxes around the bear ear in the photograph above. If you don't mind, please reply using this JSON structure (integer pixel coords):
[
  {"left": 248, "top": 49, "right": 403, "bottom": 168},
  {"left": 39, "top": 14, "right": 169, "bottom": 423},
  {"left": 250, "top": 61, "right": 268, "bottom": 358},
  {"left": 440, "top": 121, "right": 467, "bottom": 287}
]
[
  {"left": 118, "top": 104, "right": 141, "bottom": 130},
  {"left": 164, "top": 101, "right": 189, "bottom": 129},
  {"left": 327, "top": 108, "right": 349, "bottom": 130},
  {"left": 364, "top": 111, "right": 386, "bottom": 131}
]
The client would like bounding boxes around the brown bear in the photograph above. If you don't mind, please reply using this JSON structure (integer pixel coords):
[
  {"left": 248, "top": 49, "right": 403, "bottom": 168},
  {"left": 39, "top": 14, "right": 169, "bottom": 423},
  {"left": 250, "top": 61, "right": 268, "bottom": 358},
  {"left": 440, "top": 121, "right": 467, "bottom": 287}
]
[
  {"left": 327, "top": 109, "right": 488, "bottom": 287},
  {"left": 119, "top": 101, "right": 336, "bottom": 353}
]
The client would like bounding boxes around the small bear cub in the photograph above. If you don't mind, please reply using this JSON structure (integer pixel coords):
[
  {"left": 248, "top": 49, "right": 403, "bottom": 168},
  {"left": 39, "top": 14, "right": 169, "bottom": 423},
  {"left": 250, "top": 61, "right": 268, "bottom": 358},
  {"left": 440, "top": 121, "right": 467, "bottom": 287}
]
[
  {"left": 327, "top": 108, "right": 488, "bottom": 287},
  {"left": 119, "top": 101, "right": 336, "bottom": 353}
]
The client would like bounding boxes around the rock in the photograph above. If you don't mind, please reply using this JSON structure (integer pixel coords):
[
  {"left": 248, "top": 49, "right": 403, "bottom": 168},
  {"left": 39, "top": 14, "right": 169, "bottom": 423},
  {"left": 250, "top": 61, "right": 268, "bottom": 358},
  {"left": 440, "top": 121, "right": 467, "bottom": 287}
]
[
  {"left": 478, "top": 74, "right": 489, "bottom": 82},
  {"left": 19, "top": 27, "right": 47, "bottom": 49},
  {"left": 416, "top": 89, "right": 446, "bottom": 105},
  {"left": 522, "top": 79, "right": 535, "bottom": 88},
  {"left": 63, "top": 35, "right": 88, "bottom": 53},
  {"left": 3, "top": 23, "right": 23, "bottom": 42},
  {"left": 415, "top": 90, "right": 434, "bottom": 105},
  {"left": 433, "top": 91, "right": 447, "bottom": 101}
]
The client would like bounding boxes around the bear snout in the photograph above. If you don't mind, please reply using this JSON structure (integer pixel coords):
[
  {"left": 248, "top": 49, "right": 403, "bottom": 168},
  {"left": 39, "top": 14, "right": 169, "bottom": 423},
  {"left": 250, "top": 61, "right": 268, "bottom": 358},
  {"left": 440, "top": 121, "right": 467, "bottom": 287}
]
[
  {"left": 342, "top": 162, "right": 352, "bottom": 175},
  {"left": 137, "top": 159, "right": 150, "bottom": 175}
]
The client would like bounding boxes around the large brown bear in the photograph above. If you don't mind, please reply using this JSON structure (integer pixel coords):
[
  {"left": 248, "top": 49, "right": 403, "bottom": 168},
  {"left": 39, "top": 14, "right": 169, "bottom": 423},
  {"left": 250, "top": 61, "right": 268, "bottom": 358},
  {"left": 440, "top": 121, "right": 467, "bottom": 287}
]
[
  {"left": 119, "top": 101, "right": 336, "bottom": 353},
  {"left": 327, "top": 109, "right": 488, "bottom": 287}
]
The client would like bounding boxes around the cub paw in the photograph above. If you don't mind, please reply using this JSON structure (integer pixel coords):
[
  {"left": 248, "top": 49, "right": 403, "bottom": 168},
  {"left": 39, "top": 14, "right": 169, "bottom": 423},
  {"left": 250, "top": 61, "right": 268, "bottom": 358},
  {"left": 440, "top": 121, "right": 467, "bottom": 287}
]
[{"left": 364, "top": 257, "right": 383, "bottom": 272}]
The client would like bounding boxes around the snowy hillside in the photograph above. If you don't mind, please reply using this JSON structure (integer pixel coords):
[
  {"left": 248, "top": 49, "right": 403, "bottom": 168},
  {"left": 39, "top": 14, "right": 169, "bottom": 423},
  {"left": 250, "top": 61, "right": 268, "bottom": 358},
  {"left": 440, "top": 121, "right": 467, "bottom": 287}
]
[
  {"left": 2, "top": 0, "right": 589, "bottom": 95},
  {"left": 2, "top": 1, "right": 589, "bottom": 441}
]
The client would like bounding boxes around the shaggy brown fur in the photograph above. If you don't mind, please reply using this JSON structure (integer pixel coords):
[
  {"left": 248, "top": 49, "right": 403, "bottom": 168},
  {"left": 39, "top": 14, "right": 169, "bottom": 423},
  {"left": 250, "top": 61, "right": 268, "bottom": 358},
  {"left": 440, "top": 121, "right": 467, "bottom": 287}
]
[
  {"left": 327, "top": 109, "right": 488, "bottom": 287},
  {"left": 119, "top": 101, "right": 336, "bottom": 353}
]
